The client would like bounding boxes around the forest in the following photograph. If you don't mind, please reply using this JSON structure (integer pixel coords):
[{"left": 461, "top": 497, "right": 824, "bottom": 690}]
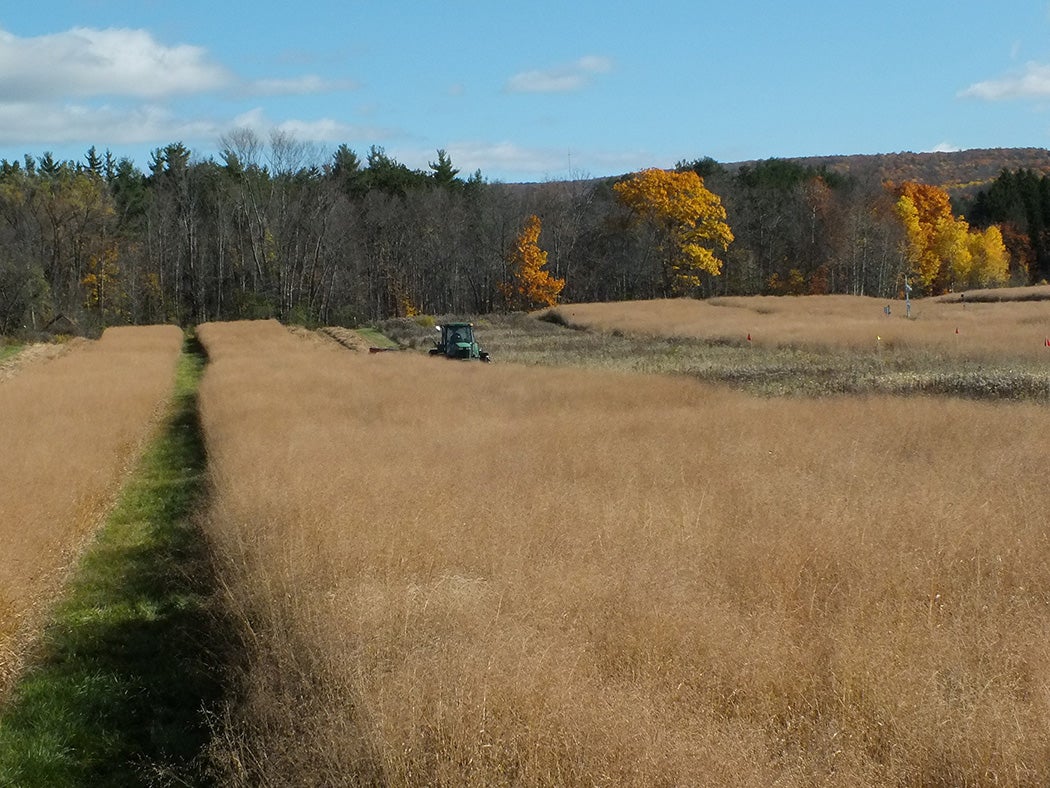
[{"left": 0, "top": 132, "right": 1046, "bottom": 334}]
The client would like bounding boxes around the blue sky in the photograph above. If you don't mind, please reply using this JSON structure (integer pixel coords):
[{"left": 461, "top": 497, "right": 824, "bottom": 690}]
[{"left": 2, "top": 1, "right": 1050, "bottom": 182}]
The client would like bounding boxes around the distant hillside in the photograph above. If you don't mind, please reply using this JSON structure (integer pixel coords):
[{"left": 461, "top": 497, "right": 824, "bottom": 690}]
[
  {"left": 729, "top": 147, "right": 1050, "bottom": 196},
  {"left": 532, "top": 148, "right": 1050, "bottom": 197}
]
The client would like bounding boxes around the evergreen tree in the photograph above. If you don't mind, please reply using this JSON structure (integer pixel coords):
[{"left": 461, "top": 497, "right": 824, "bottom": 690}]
[{"left": 429, "top": 149, "right": 460, "bottom": 188}]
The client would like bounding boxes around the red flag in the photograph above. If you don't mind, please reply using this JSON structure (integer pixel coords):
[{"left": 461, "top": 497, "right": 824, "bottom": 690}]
[{"left": 746, "top": 333, "right": 751, "bottom": 342}]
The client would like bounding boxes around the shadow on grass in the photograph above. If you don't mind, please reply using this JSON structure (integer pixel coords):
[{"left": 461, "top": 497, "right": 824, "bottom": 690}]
[{"left": 0, "top": 334, "right": 224, "bottom": 787}]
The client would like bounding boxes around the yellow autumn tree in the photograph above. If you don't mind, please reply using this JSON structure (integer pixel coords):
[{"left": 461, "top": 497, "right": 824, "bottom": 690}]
[
  {"left": 893, "top": 181, "right": 1009, "bottom": 293},
  {"left": 967, "top": 225, "right": 1010, "bottom": 288},
  {"left": 390, "top": 276, "right": 420, "bottom": 317},
  {"left": 613, "top": 168, "right": 733, "bottom": 295},
  {"left": 894, "top": 182, "right": 952, "bottom": 292},
  {"left": 934, "top": 213, "right": 972, "bottom": 288},
  {"left": 500, "top": 214, "right": 565, "bottom": 309},
  {"left": 82, "top": 245, "right": 126, "bottom": 322}
]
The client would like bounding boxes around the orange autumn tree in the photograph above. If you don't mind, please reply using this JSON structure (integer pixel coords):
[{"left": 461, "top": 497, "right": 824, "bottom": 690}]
[
  {"left": 893, "top": 182, "right": 1009, "bottom": 293},
  {"left": 614, "top": 168, "right": 733, "bottom": 295},
  {"left": 500, "top": 214, "right": 565, "bottom": 309}
]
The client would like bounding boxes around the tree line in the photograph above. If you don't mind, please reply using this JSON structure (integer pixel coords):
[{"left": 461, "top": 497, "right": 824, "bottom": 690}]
[
  {"left": 0, "top": 133, "right": 1034, "bottom": 335},
  {"left": 964, "top": 167, "right": 1050, "bottom": 284}
]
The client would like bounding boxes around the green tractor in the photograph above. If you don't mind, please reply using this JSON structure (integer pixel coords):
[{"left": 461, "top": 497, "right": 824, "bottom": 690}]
[{"left": 430, "top": 322, "right": 491, "bottom": 362}]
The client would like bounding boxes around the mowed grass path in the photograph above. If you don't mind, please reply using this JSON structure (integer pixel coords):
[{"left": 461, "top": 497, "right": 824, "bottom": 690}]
[{"left": 0, "top": 335, "right": 222, "bottom": 787}]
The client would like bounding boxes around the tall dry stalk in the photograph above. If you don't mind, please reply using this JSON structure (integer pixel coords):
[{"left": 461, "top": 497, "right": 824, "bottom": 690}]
[
  {"left": 199, "top": 319, "right": 1050, "bottom": 786},
  {"left": 0, "top": 325, "right": 183, "bottom": 695}
]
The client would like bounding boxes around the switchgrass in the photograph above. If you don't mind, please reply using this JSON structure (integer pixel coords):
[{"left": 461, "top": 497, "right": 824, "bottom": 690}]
[
  {"left": 0, "top": 340, "right": 79, "bottom": 383},
  {"left": 354, "top": 290, "right": 1050, "bottom": 400},
  {"left": 0, "top": 325, "right": 183, "bottom": 699},
  {"left": 541, "top": 292, "right": 1050, "bottom": 362},
  {"left": 512, "top": 292, "right": 1050, "bottom": 399},
  {"left": 198, "top": 319, "right": 1050, "bottom": 786},
  {"left": 0, "top": 334, "right": 221, "bottom": 786}
]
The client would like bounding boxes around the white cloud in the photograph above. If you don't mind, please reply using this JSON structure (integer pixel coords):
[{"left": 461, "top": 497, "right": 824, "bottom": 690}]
[
  {"left": 960, "top": 61, "right": 1050, "bottom": 100},
  {"left": 435, "top": 140, "right": 648, "bottom": 181},
  {"left": 0, "top": 100, "right": 219, "bottom": 145},
  {"left": 0, "top": 25, "right": 368, "bottom": 158},
  {"left": 245, "top": 74, "right": 359, "bottom": 97},
  {"left": 227, "top": 107, "right": 393, "bottom": 145},
  {"left": 275, "top": 117, "right": 356, "bottom": 142},
  {"left": 505, "top": 55, "right": 613, "bottom": 94},
  {"left": 447, "top": 140, "right": 562, "bottom": 173},
  {"left": 928, "top": 142, "right": 961, "bottom": 153},
  {"left": 0, "top": 26, "right": 232, "bottom": 101},
  {"left": 230, "top": 107, "right": 269, "bottom": 131},
  {"left": 0, "top": 26, "right": 358, "bottom": 104}
]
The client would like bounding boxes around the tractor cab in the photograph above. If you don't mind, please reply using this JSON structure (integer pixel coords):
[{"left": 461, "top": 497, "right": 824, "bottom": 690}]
[{"left": 430, "top": 322, "right": 491, "bottom": 362}]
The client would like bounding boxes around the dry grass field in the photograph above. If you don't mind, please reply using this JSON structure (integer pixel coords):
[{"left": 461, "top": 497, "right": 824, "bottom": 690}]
[
  {"left": 0, "top": 338, "right": 84, "bottom": 383},
  {"left": 379, "top": 299, "right": 1050, "bottom": 400},
  {"left": 541, "top": 290, "right": 1050, "bottom": 362},
  {"left": 198, "top": 318, "right": 1050, "bottom": 786},
  {"left": 0, "top": 325, "right": 183, "bottom": 697}
]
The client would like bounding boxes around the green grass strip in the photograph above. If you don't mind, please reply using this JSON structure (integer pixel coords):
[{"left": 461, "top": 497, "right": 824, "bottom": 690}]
[
  {"left": 356, "top": 326, "right": 399, "bottom": 348},
  {"left": 0, "top": 343, "right": 23, "bottom": 363},
  {"left": 0, "top": 333, "right": 221, "bottom": 787}
]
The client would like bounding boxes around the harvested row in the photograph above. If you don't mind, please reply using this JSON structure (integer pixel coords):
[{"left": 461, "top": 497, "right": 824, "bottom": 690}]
[
  {"left": 198, "top": 319, "right": 1050, "bottom": 786},
  {"left": 0, "top": 325, "right": 183, "bottom": 696}
]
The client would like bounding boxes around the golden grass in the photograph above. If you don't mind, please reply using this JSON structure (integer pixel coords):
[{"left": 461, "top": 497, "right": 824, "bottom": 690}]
[
  {"left": 0, "top": 338, "right": 83, "bottom": 383},
  {"left": 544, "top": 291, "right": 1050, "bottom": 362},
  {"left": 0, "top": 325, "right": 183, "bottom": 696},
  {"left": 199, "top": 319, "right": 1050, "bottom": 786}
]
